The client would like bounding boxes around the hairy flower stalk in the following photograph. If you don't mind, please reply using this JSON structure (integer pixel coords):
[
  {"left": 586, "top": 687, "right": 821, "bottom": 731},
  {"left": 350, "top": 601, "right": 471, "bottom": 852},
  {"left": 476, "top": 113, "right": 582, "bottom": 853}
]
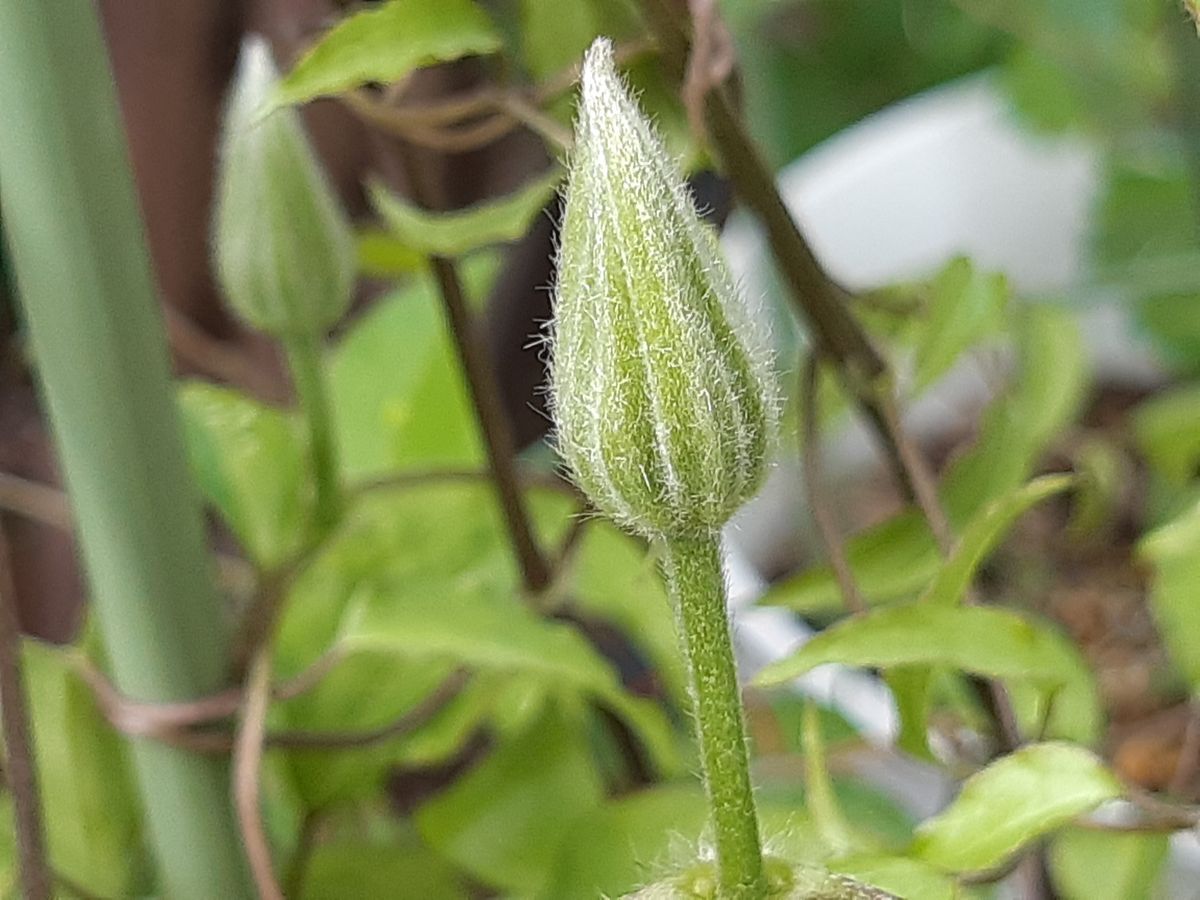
[
  {"left": 214, "top": 39, "right": 354, "bottom": 532},
  {"left": 550, "top": 39, "right": 779, "bottom": 898}
]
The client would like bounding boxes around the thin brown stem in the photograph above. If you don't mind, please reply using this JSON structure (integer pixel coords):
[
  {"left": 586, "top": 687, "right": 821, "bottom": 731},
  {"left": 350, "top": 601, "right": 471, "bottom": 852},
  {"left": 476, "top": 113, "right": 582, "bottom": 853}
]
[
  {"left": 79, "top": 650, "right": 340, "bottom": 739},
  {"left": 425, "top": 255, "right": 552, "bottom": 593},
  {"left": 0, "top": 526, "right": 51, "bottom": 900},
  {"left": 0, "top": 470, "right": 72, "bottom": 531},
  {"left": 232, "top": 650, "right": 283, "bottom": 900},
  {"left": 89, "top": 665, "right": 469, "bottom": 757},
  {"left": 800, "top": 357, "right": 867, "bottom": 615}
]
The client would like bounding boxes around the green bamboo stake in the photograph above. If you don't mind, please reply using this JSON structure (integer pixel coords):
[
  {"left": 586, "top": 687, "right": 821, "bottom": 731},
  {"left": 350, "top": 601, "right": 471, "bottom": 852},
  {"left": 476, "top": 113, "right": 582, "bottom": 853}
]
[{"left": 0, "top": 3, "right": 251, "bottom": 896}]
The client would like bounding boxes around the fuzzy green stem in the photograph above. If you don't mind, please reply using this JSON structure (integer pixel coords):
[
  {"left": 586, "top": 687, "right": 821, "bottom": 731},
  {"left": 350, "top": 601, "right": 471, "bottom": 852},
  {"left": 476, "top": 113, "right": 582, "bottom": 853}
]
[
  {"left": 285, "top": 333, "right": 341, "bottom": 534},
  {"left": 663, "top": 534, "right": 766, "bottom": 899},
  {"left": 0, "top": 2, "right": 250, "bottom": 895}
]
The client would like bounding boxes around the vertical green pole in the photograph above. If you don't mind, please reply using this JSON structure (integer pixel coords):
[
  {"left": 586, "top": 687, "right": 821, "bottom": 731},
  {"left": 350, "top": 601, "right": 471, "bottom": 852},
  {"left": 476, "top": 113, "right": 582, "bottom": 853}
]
[{"left": 0, "top": 3, "right": 251, "bottom": 897}]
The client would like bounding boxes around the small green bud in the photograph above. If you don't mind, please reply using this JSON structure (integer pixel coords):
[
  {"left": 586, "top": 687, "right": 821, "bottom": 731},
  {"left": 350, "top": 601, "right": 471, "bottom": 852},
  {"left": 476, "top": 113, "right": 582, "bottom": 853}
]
[
  {"left": 213, "top": 38, "right": 355, "bottom": 337},
  {"left": 549, "top": 39, "right": 778, "bottom": 542}
]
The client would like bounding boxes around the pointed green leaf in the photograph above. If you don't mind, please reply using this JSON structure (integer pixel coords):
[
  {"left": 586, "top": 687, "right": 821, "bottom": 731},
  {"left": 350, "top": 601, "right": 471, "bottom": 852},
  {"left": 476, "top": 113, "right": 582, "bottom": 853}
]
[
  {"left": 756, "top": 605, "right": 1085, "bottom": 690},
  {"left": 369, "top": 169, "right": 562, "bottom": 257},
  {"left": 754, "top": 605, "right": 1100, "bottom": 741},
  {"left": 912, "top": 743, "right": 1121, "bottom": 873},
  {"left": 919, "top": 474, "right": 1074, "bottom": 607},
  {"left": 911, "top": 257, "right": 1008, "bottom": 391},
  {"left": 276, "top": 0, "right": 501, "bottom": 107}
]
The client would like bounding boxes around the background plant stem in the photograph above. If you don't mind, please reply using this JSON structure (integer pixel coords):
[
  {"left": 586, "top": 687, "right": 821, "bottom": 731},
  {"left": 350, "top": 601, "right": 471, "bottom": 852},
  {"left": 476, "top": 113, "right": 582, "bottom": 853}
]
[
  {"left": 0, "top": 2, "right": 250, "bottom": 895},
  {"left": 285, "top": 332, "right": 342, "bottom": 534},
  {"left": 663, "top": 534, "right": 766, "bottom": 898}
]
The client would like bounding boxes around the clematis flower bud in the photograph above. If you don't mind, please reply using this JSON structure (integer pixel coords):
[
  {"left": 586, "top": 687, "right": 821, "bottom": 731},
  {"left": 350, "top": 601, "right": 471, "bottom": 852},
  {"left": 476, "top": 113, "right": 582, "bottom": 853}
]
[
  {"left": 213, "top": 38, "right": 355, "bottom": 337},
  {"left": 549, "top": 38, "right": 779, "bottom": 542}
]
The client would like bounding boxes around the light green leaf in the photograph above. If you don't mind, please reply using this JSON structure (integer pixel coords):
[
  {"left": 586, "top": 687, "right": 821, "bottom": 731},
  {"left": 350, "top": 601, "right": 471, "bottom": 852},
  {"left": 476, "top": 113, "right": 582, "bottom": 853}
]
[
  {"left": 919, "top": 474, "right": 1074, "bottom": 607},
  {"left": 25, "top": 641, "right": 144, "bottom": 895},
  {"left": 417, "top": 706, "right": 604, "bottom": 896},
  {"left": 1049, "top": 827, "right": 1168, "bottom": 900},
  {"left": 756, "top": 604, "right": 1081, "bottom": 689},
  {"left": 912, "top": 743, "right": 1121, "bottom": 873},
  {"left": 1139, "top": 499, "right": 1200, "bottom": 690},
  {"left": 754, "top": 605, "right": 1100, "bottom": 741},
  {"left": 1134, "top": 383, "right": 1200, "bottom": 484},
  {"left": 179, "top": 382, "right": 311, "bottom": 569},
  {"left": 369, "top": 169, "right": 561, "bottom": 258},
  {"left": 329, "top": 267, "right": 491, "bottom": 479},
  {"left": 911, "top": 257, "right": 1008, "bottom": 391},
  {"left": 276, "top": 0, "right": 501, "bottom": 107}
]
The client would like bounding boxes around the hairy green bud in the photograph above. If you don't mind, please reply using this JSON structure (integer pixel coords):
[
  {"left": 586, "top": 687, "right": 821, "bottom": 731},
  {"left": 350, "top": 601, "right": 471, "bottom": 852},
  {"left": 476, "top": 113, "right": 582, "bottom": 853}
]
[
  {"left": 549, "top": 39, "right": 778, "bottom": 542},
  {"left": 213, "top": 38, "right": 355, "bottom": 337}
]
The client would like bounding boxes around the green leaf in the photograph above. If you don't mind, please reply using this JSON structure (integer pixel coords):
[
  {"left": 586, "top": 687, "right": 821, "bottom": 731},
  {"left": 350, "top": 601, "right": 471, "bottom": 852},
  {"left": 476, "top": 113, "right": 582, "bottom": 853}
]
[
  {"left": 939, "top": 306, "right": 1088, "bottom": 518},
  {"left": 754, "top": 605, "right": 1100, "bottom": 742},
  {"left": 368, "top": 169, "right": 561, "bottom": 257},
  {"left": 25, "top": 641, "right": 145, "bottom": 895},
  {"left": 417, "top": 706, "right": 603, "bottom": 896},
  {"left": 1091, "top": 160, "right": 1200, "bottom": 372},
  {"left": 911, "top": 257, "right": 1008, "bottom": 392},
  {"left": 301, "top": 822, "right": 465, "bottom": 900},
  {"left": 274, "top": 482, "right": 677, "bottom": 805},
  {"left": 329, "top": 265, "right": 493, "bottom": 479},
  {"left": 760, "top": 510, "right": 939, "bottom": 617},
  {"left": 919, "top": 474, "right": 1075, "bottom": 608},
  {"left": 275, "top": 0, "right": 501, "bottom": 107},
  {"left": 1134, "top": 384, "right": 1200, "bottom": 484},
  {"left": 1049, "top": 828, "right": 1168, "bottom": 900},
  {"left": 179, "top": 382, "right": 311, "bottom": 569},
  {"left": 911, "top": 743, "right": 1121, "bottom": 874},
  {"left": 1139, "top": 499, "right": 1200, "bottom": 690},
  {"left": 763, "top": 307, "right": 1086, "bottom": 617},
  {"left": 544, "top": 784, "right": 710, "bottom": 899}
]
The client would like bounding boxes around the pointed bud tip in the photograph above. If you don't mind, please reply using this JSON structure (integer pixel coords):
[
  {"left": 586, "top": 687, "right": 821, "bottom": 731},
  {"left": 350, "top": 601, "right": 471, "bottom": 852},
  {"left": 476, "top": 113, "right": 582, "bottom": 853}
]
[{"left": 213, "top": 37, "right": 355, "bottom": 338}]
